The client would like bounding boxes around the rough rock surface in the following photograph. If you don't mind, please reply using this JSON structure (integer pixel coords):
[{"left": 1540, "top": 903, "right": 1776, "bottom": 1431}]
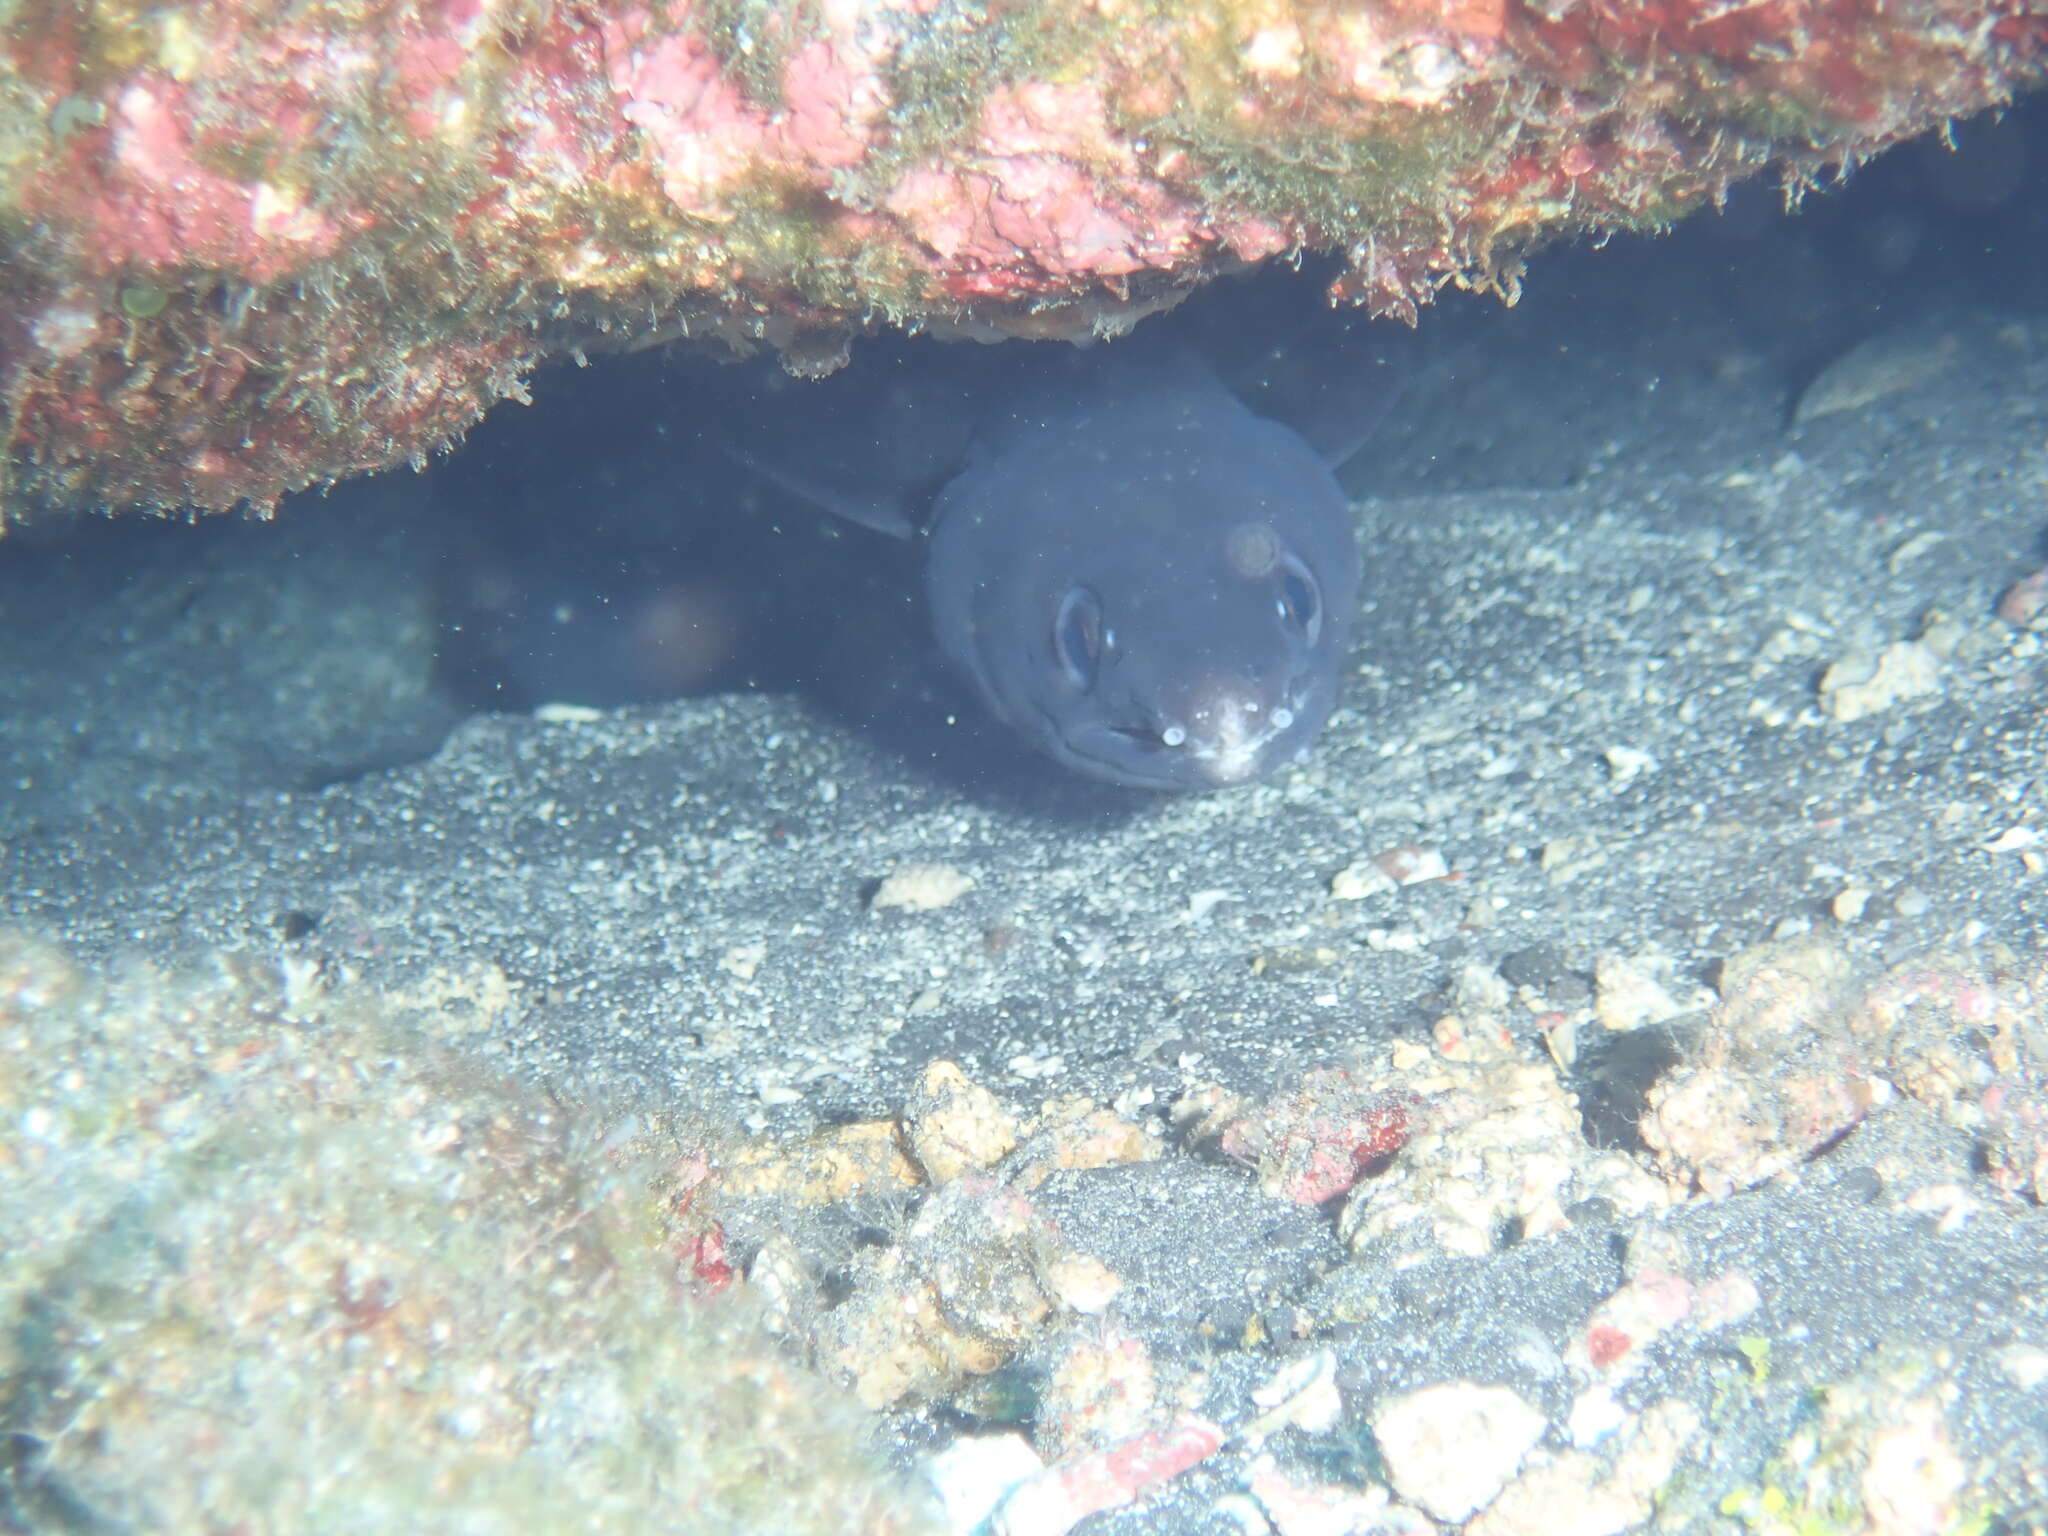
[{"left": 0, "top": 0, "right": 2043, "bottom": 512}]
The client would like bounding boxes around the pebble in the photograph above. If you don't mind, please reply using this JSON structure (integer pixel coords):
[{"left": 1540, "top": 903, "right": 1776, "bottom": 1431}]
[
  {"left": 993, "top": 1415, "right": 1224, "bottom": 1536},
  {"left": 1374, "top": 845, "right": 1450, "bottom": 885},
  {"left": 530, "top": 701, "right": 604, "bottom": 724},
  {"left": 1862, "top": 1399, "right": 1966, "bottom": 1536},
  {"left": 902, "top": 1059, "right": 1020, "bottom": 1183},
  {"left": 1043, "top": 1255, "right": 1122, "bottom": 1315},
  {"left": 1996, "top": 1343, "right": 2048, "bottom": 1390},
  {"left": 1818, "top": 640, "right": 1941, "bottom": 722},
  {"left": 1371, "top": 1381, "right": 1546, "bottom": 1523},
  {"left": 1997, "top": 566, "right": 2048, "bottom": 629},
  {"left": 1037, "top": 1327, "right": 1155, "bottom": 1454},
  {"left": 1239, "top": 1456, "right": 1432, "bottom": 1536},
  {"left": 1891, "top": 887, "right": 1931, "bottom": 918},
  {"left": 1591, "top": 950, "right": 1698, "bottom": 1032},
  {"left": 1602, "top": 745, "right": 1658, "bottom": 785},
  {"left": 872, "top": 862, "right": 977, "bottom": 912},
  {"left": 1329, "top": 861, "right": 1396, "bottom": 901},
  {"left": 1467, "top": 1399, "right": 1700, "bottom": 1536}
]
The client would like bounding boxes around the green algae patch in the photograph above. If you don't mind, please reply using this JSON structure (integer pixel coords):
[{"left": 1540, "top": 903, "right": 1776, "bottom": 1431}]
[{"left": 1713, "top": 1347, "right": 1993, "bottom": 1536}]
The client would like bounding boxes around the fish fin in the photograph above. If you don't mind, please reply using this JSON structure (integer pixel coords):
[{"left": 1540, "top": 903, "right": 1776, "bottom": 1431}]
[
  {"left": 1225, "top": 319, "right": 1412, "bottom": 470},
  {"left": 724, "top": 444, "right": 920, "bottom": 540},
  {"left": 720, "top": 338, "right": 985, "bottom": 540}
]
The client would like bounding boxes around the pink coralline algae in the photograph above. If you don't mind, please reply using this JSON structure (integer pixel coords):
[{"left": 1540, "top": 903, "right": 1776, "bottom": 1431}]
[{"left": 0, "top": 0, "right": 2043, "bottom": 515}]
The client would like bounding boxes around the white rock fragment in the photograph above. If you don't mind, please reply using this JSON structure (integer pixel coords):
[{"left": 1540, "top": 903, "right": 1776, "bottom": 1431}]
[
  {"left": 1538, "top": 835, "right": 1607, "bottom": 883},
  {"left": 720, "top": 941, "right": 766, "bottom": 981},
  {"left": 1329, "top": 861, "right": 1397, "bottom": 901},
  {"left": 1241, "top": 1455, "right": 1433, "bottom": 1536},
  {"left": 1180, "top": 888, "right": 1242, "bottom": 924},
  {"left": 1602, "top": 746, "right": 1658, "bottom": 785},
  {"left": 1819, "top": 640, "right": 1941, "bottom": 722},
  {"left": 1468, "top": 1399, "right": 1700, "bottom": 1536},
  {"left": 1997, "top": 1344, "right": 2048, "bottom": 1390},
  {"left": 1375, "top": 845, "right": 1450, "bottom": 885},
  {"left": 1450, "top": 961, "right": 1512, "bottom": 1017},
  {"left": 872, "top": 862, "right": 976, "bottom": 913},
  {"left": 1043, "top": 1255, "right": 1122, "bottom": 1315},
  {"left": 1689, "top": 1270, "right": 1762, "bottom": 1331},
  {"left": 1592, "top": 950, "right": 1700, "bottom": 1033},
  {"left": 531, "top": 700, "right": 605, "bottom": 724},
  {"left": 1983, "top": 825, "right": 2042, "bottom": 854},
  {"left": 1566, "top": 1386, "right": 1627, "bottom": 1448},
  {"left": 1904, "top": 1182, "right": 1979, "bottom": 1232},
  {"left": 1885, "top": 530, "right": 1946, "bottom": 573},
  {"left": 1861, "top": 1398, "right": 1966, "bottom": 1536},
  {"left": 925, "top": 1433, "right": 1045, "bottom": 1534},
  {"left": 1371, "top": 1381, "right": 1546, "bottom": 1523}
]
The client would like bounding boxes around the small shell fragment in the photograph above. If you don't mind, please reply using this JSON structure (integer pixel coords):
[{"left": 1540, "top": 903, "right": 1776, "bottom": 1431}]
[
  {"left": 1375, "top": 845, "right": 1450, "bottom": 885},
  {"left": 1244, "top": 1348, "right": 1343, "bottom": 1442}
]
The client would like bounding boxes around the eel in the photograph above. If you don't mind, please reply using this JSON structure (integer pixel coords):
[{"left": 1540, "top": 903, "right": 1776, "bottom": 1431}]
[{"left": 730, "top": 336, "right": 1366, "bottom": 791}]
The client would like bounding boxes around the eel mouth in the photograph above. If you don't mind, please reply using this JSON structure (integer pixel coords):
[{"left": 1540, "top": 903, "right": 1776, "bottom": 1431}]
[{"left": 1057, "top": 676, "right": 1329, "bottom": 791}]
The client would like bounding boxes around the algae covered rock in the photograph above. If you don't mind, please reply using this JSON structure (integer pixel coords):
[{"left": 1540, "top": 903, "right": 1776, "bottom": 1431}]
[
  {"left": 0, "top": 932, "right": 934, "bottom": 1535},
  {"left": 0, "top": 0, "right": 2042, "bottom": 515}
]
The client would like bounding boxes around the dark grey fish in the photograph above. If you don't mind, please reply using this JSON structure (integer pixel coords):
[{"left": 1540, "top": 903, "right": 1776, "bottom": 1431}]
[{"left": 733, "top": 337, "right": 1368, "bottom": 791}]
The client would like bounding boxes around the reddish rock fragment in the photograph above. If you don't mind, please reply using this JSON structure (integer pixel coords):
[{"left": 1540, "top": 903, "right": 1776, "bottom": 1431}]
[
  {"left": 994, "top": 1414, "right": 1226, "bottom": 1536},
  {"left": 685, "top": 1221, "right": 736, "bottom": 1292},
  {"left": 1216, "top": 1068, "right": 1419, "bottom": 1205},
  {"left": 1585, "top": 1324, "right": 1633, "bottom": 1369},
  {"left": 1997, "top": 566, "right": 2048, "bottom": 629}
]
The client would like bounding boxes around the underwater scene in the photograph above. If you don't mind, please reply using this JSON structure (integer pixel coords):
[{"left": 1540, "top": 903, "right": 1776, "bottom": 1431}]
[{"left": 2, "top": 9, "right": 2047, "bottom": 1532}]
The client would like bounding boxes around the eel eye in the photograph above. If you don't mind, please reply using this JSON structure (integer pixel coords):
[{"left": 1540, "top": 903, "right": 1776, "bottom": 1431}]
[
  {"left": 1054, "top": 585, "right": 1106, "bottom": 690},
  {"left": 1275, "top": 555, "right": 1322, "bottom": 646}
]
